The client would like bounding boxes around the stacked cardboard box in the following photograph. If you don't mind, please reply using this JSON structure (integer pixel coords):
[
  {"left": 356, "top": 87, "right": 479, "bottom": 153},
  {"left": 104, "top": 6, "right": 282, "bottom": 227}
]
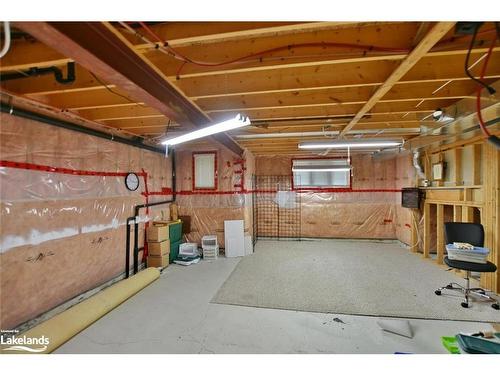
[
  {"left": 154, "top": 220, "right": 184, "bottom": 263},
  {"left": 146, "top": 224, "right": 170, "bottom": 268}
]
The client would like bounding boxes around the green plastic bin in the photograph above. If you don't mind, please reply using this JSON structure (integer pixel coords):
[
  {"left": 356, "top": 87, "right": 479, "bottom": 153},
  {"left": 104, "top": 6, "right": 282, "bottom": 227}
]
[
  {"left": 170, "top": 239, "right": 184, "bottom": 263},
  {"left": 169, "top": 221, "right": 183, "bottom": 243}
]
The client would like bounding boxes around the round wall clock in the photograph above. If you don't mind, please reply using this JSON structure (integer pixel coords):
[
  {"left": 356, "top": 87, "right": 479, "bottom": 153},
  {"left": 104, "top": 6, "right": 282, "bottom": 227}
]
[{"left": 125, "top": 172, "right": 140, "bottom": 191}]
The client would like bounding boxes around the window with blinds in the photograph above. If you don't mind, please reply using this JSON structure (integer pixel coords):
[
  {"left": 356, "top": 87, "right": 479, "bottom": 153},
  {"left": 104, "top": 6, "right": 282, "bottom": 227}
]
[{"left": 292, "top": 158, "right": 351, "bottom": 188}]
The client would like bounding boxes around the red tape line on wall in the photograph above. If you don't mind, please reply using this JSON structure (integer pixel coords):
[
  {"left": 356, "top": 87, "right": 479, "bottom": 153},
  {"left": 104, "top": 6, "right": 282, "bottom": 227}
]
[
  {"left": 0, "top": 160, "right": 146, "bottom": 177},
  {"left": 0, "top": 160, "right": 402, "bottom": 195}
]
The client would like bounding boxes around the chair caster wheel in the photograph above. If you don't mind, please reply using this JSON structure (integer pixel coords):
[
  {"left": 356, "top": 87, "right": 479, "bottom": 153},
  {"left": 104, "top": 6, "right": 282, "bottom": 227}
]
[
  {"left": 492, "top": 303, "right": 500, "bottom": 310},
  {"left": 435, "top": 290, "right": 442, "bottom": 295},
  {"left": 445, "top": 284, "right": 453, "bottom": 289},
  {"left": 461, "top": 302, "right": 469, "bottom": 308}
]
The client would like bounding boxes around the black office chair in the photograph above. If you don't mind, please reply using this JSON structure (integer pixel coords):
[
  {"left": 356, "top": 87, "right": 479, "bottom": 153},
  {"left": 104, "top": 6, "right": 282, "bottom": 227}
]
[{"left": 435, "top": 222, "right": 499, "bottom": 310}]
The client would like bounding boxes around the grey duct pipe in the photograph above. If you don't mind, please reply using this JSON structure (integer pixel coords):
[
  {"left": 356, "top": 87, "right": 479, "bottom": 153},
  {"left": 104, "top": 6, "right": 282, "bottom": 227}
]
[{"left": 412, "top": 151, "right": 426, "bottom": 180}]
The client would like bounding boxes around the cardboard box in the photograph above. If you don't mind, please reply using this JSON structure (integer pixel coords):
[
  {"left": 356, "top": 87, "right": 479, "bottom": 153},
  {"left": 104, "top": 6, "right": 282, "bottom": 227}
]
[
  {"left": 147, "top": 225, "right": 169, "bottom": 242},
  {"left": 148, "top": 240, "right": 170, "bottom": 256},
  {"left": 153, "top": 220, "right": 169, "bottom": 225},
  {"left": 153, "top": 220, "right": 178, "bottom": 226},
  {"left": 147, "top": 254, "right": 169, "bottom": 268}
]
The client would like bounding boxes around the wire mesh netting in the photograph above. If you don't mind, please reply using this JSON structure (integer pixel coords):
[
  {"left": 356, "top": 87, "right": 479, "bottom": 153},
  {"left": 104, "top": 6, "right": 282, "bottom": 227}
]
[{"left": 254, "top": 175, "right": 301, "bottom": 240}]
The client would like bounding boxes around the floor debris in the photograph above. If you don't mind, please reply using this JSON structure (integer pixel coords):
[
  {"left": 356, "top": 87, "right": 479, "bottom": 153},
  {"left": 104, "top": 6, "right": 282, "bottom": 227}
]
[{"left": 377, "top": 319, "right": 414, "bottom": 338}]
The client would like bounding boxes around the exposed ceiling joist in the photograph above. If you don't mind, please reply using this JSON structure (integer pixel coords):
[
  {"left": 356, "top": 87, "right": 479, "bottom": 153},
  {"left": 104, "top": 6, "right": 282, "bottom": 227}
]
[
  {"left": 340, "top": 22, "right": 456, "bottom": 136},
  {"left": 168, "top": 47, "right": 500, "bottom": 80},
  {"left": 14, "top": 21, "right": 244, "bottom": 156},
  {"left": 5, "top": 47, "right": 498, "bottom": 99},
  {"left": 0, "top": 21, "right": 393, "bottom": 73},
  {"left": 131, "top": 22, "right": 382, "bottom": 50}
]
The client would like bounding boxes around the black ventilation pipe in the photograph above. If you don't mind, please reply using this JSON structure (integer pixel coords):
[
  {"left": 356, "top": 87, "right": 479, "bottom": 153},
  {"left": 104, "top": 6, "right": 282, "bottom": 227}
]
[
  {"left": 1, "top": 103, "right": 164, "bottom": 155},
  {"left": 0, "top": 62, "right": 76, "bottom": 84},
  {"left": 125, "top": 150, "right": 176, "bottom": 278}
]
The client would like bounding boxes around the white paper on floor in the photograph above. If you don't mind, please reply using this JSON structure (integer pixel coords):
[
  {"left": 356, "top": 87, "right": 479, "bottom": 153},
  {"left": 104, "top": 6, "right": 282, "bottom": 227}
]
[{"left": 377, "top": 319, "right": 414, "bottom": 338}]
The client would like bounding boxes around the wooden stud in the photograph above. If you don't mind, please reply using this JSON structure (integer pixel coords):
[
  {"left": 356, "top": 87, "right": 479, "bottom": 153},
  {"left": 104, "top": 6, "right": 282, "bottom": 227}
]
[
  {"left": 481, "top": 144, "right": 499, "bottom": 292},
  {"left": 410, "top": 209, "right": 419, "bottom": 253},
  {"left": 462, "top": 205, "right": 474, "bottom": 222},
  {"left": 453, "top": 205, "right": 462, "bottom": 222},
  {"left": 454, "top": 147, "right": 462, "bottom": 186},
  {"left": 472, "top": 144, "right": 482, "bottom": 185},
  {"left": 423, "top": 202, "right": 431, "bottom": 258},
  {"left": 436, "top": 204, "right": 444, "bottom": 264}
]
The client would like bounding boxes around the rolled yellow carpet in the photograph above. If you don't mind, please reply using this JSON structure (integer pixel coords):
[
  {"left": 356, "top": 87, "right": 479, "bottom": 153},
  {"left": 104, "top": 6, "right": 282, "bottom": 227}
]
[{"left": 1, "top": 268, "right": 160, "bottom": 354}]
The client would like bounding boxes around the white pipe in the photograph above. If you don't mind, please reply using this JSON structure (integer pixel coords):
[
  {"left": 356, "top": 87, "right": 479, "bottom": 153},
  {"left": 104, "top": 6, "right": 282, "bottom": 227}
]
[{"left": 0, "top": 21, "right": 11, "bottom": 59}]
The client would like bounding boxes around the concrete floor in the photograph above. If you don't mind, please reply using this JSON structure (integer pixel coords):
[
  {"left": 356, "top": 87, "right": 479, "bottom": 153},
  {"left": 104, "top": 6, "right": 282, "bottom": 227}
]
[{"left": 56, "top": 251, "right": 494, "bottom": 354}]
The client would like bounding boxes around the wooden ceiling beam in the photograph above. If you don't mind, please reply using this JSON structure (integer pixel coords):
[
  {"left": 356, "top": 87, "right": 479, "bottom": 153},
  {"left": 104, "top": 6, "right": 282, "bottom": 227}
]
[
  {"left": 340, "top": 22, "right": 456, "bottom": 136},
  {"left": 203, "top": 96, "right": 471, "bottom": 114},
  {"left": 194, "top": 79, "right": 491, "bottom": 111},
  {"left": 26, "top": 88, "right": 141, "bottom": 109},
  {"left": 0, "top": 22, "right": 300, "bottom": 72},
  {"left": 122, "top": 22, "right": 421, "bottom": 78},
  {"left": 97, "top": 116, "right": 174, "bottom": 130},
  {"left": 76, "top": 105, "right": 163, "bottom": 121},
  {"left": 137, "top": 23, "right": 496, "bottom": 78},
  {"left": 165, "top": 47, "right": 500, "bottom": 80},
  {"left": 68, "top": 92, "right": 470, "bottom": 121},
  {"left": 175, "top": 50, "right": 500, "bottom": 98},
  {"left": 0, "top": 21, "right": 397, "bottom": 73},
  {"left": 14, "top": 22, "right": 243, "bottom": 156},
  {"left": 95, "top": 112, "right": 433, "bottom": 131},
  {"left": 208, "top": 98, "right": 454, "bottom": 122},
  {"left": 130, "top": 22, "right": 381, "bottom": 50},
  {"left": 123, "top": 121, "right": 423, "bottom": 136},
  {"left": 5, "top": 48, "right": 498, "bottom": 100}
]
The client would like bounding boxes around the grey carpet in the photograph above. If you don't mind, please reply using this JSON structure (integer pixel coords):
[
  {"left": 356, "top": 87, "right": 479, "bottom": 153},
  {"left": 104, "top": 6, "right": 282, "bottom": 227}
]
[{"left": 212, "top": 239, "right": 500, "bottom": 322}]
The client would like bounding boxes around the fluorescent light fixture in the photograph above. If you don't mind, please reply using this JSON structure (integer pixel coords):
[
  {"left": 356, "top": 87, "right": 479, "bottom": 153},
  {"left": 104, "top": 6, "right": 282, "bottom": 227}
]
[
  {"left": 161, "top": 114, "right": 250, "bottom": 146},
  {"left": 298, "top": 139, "right": 403, "bottom": 149},
  {"left": 292, "top": 165, "right": 351, "bottom": 172}
]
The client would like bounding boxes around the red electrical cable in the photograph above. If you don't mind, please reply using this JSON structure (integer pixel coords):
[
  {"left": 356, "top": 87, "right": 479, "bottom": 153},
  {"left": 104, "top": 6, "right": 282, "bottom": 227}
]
[
  {"left": 136, "top": 22, "right": 497, "bottom": 75},
  {"left": 137, "top": 21, "right": 410, "bottom": 76},
  {"left": 476, "top": 36, "right": 497, "bottom": 137}
]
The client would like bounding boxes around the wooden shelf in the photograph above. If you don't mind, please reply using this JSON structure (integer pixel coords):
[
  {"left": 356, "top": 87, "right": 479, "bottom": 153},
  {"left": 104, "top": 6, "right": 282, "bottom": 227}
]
[
  {"left": 424, "top": 200, "right": 483, "bottom": 208},
  {"left": 419, "top": 185, "right": 482, "bottom": 190}
]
